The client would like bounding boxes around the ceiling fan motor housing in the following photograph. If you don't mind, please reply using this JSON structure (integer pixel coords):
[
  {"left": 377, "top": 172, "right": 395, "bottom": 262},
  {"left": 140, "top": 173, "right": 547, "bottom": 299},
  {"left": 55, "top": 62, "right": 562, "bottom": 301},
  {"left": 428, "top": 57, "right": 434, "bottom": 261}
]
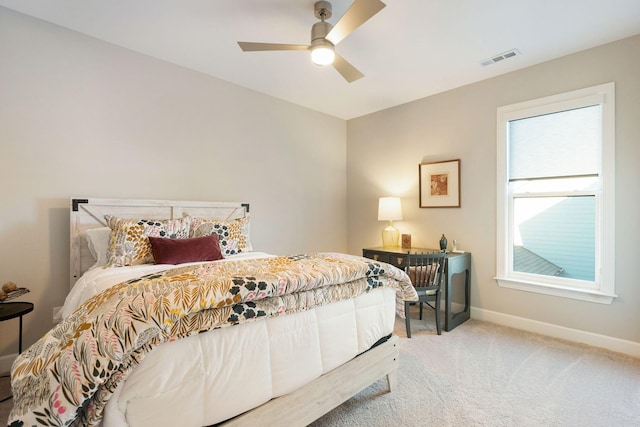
[
  {"left": 311, "top": 21, "right": 333, "bottom": 45},
  {"left": 314, "top": 1, "right": 332, "bottom": 20}
]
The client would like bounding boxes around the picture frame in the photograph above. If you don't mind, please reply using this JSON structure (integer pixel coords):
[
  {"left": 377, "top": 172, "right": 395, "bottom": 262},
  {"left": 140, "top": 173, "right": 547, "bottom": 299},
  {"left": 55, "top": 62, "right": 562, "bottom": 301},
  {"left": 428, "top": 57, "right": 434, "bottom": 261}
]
[
  {"left": 419, "top": 159, "right": 461, "bottom": 208},
  {"left": 401, "top": 234, "right": 412, "bottom": 249}
]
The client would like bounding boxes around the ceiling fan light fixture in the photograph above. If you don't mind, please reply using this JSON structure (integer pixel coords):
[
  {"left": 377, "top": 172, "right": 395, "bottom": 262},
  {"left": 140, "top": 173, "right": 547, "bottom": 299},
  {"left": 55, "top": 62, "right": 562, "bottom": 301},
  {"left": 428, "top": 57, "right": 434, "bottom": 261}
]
[
  {"left": 310, "top": 43, "right": 335, "bottom": 66},
  {"left": 237, "top": 0, "right": 387, "bottom": 81},
  {"left": 310, "top": 19, "right": 335, "bottom": 66}
]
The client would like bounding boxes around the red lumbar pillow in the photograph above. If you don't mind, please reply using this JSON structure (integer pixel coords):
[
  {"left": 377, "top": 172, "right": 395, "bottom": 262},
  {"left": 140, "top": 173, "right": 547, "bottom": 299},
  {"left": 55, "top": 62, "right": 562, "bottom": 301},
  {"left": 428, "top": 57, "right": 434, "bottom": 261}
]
[{"left": 148, "top": 234, "right": 223, "bottom": 265}]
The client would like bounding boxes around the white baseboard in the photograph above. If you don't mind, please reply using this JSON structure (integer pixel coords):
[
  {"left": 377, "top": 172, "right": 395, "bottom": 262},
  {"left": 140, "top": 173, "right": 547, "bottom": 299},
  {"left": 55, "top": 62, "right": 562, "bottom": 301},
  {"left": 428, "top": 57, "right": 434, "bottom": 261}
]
[
  {"left": 470, "top": 307, "right": 640, "bottom": 359},
  {"left": 0, "top": 353, "right": 16, "bottom": 375}
]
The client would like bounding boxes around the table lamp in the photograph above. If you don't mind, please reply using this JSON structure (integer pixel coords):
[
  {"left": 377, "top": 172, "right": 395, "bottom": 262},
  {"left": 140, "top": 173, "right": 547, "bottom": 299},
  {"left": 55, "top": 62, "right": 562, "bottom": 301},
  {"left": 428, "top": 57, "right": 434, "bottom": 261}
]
[{"left": 378, "top": 197, "right": 402, "bottom": 247}]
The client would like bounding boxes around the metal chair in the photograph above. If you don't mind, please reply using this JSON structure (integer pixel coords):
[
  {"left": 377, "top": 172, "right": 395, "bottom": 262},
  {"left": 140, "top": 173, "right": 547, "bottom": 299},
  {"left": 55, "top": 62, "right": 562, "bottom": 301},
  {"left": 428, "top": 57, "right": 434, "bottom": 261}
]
[{"left": 404, "top": 251, "right": 447, "bottom": 337}]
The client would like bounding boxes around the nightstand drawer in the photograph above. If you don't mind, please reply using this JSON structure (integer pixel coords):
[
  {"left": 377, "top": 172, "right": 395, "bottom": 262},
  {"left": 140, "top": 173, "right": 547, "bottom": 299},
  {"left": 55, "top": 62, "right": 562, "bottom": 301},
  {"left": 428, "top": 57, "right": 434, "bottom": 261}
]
[
  {"left": 362, "top": 249, "right": 406, "bottom": 269},
  {"left": 362, "top": 249, "right": 389, "bottom": 263},
  {"left": 386, "top": 254, "right": 407, "bottom": 269}
]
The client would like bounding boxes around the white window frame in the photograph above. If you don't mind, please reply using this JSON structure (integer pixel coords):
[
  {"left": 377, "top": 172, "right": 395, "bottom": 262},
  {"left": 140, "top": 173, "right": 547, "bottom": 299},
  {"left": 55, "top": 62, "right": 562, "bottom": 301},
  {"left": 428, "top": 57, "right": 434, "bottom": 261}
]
[{"left": 496, "top": 83, "right": 616, "bottom": 304}]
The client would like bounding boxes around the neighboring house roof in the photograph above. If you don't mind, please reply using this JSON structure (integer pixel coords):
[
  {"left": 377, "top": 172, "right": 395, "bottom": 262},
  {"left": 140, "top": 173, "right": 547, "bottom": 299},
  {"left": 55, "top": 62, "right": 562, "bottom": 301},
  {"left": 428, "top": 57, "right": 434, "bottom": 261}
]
[{"left": 513, "top": 246, "right": 564, "bottom": 276}]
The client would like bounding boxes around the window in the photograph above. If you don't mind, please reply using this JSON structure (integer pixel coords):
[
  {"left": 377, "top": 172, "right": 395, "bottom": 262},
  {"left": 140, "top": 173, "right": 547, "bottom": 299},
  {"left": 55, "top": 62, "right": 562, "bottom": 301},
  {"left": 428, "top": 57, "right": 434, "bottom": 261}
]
[{"left": 496, "top": 83, "right": 615, "bottom": 303}]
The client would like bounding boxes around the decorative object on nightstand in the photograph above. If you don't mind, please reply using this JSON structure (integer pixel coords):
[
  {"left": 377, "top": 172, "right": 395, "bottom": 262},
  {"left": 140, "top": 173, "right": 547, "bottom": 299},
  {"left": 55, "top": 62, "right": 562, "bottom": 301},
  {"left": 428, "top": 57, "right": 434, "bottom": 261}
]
[
  {"left": 378, "top": 197, "right": 402, "bottom": 247},
  {"left": 452, "top": 239, "right": 465, "bottom": 253},
  {"left": 439, "top": 234, "right": 448, "bottom": 251},
  {"left": 0, "top": 281, "right": 29, "bottom": 302},
  {"left": 401, "top": 234, "right": 412, "bottom": 249}
]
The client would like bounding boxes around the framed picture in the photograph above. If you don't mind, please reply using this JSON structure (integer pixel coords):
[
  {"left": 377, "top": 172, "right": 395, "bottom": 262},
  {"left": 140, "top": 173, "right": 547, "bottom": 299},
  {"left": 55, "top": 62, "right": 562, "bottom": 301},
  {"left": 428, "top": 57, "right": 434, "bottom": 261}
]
[{"left": 419, "top": 159, "right": 460, "bottom": 208}]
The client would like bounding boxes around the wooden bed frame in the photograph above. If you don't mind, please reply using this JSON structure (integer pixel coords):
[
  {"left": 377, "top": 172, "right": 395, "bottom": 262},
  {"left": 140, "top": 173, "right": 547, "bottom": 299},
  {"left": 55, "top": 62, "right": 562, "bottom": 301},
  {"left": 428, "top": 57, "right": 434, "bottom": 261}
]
[
  {"left": 69, "top": 197, "right": 400, "bottom": 426},
  {"left": 221, "top": 335, "right": 398, "bottom": 426}
]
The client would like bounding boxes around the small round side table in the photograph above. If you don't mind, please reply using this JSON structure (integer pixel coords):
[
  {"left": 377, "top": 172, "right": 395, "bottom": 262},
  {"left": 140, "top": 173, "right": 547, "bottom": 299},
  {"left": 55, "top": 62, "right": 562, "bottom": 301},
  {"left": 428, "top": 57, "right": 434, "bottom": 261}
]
[
  {"left": 0, "top": 302, "right": 33, "bottom": 402},
  {"left": 0, "top": 301, "right": 34, "bottom": 354}
]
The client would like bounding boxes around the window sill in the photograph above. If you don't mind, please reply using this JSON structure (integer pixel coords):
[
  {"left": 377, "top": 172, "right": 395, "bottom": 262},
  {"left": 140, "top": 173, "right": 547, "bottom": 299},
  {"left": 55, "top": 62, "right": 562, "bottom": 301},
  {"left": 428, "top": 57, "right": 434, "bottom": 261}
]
[{"left": 495, "top": 277, "right": 616, "bottom": 304}]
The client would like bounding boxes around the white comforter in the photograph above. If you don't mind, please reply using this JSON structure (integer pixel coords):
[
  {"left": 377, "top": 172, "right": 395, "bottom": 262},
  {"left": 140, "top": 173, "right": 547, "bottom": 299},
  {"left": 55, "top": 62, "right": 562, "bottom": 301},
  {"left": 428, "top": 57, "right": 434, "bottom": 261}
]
[{"left": 59, "top": 253, "right": 397, "bottom": 427}]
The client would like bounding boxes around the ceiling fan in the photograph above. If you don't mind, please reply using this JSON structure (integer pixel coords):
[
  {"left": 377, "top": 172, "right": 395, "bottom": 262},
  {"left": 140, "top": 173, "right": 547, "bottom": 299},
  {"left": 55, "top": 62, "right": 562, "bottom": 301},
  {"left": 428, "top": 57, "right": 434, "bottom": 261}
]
[{"left": 237, "top": 0, "right": 386, "bottom": 83}]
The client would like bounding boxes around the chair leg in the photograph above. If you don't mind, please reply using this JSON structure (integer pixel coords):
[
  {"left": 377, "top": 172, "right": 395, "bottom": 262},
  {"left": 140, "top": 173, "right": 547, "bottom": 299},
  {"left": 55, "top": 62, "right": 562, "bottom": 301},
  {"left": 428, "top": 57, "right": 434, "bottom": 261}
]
[
  {"left": 419, "top": 302, "right": 423, "bottom": 320},
  {"left": 404, "top": 301, "right": 412, "bottom": 338},
  {"left": 435, "top": 293, "right": 442, "bottom": 335}
]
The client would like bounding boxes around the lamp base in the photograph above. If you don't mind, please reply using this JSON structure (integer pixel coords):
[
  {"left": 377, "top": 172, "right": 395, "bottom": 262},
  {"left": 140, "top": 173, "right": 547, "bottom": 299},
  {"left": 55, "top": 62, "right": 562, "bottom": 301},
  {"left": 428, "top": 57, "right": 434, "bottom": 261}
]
[{"left": 381, "top": 222, "right": 399, "bottom": 247}]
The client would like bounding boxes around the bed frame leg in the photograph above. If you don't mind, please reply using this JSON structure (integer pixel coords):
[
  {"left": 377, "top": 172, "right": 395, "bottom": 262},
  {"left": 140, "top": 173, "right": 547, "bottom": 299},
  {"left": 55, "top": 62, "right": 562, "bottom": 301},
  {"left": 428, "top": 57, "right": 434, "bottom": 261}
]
[{"left": 386, "top": 369, "right": 398, "bottom": 392}]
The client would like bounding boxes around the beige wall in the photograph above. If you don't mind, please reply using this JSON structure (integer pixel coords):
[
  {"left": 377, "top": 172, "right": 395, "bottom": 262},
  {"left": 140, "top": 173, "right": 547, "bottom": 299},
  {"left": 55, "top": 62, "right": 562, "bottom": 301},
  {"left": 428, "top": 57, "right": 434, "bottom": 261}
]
[
  {"left": 347, "top": 34, "right": 640, "bottom": 343},
  {"left": 0, "top": 8, "right": 347, "bottom": 357},
  {"left": 2, "top": 4, "right": 638, "bottom": 362}
]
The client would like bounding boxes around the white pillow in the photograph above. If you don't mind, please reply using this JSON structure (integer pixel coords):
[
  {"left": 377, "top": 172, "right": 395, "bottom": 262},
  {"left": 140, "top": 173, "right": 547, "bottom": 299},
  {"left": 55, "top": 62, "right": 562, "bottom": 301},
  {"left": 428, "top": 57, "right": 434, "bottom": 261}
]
[{"left": 85, "top": 227, "right": 111, "bottom": 268}]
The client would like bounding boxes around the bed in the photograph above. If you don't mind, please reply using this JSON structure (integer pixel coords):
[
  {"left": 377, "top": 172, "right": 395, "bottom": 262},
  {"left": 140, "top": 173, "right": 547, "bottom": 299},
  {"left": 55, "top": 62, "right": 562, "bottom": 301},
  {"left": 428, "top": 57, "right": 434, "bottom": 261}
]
[{"left": 9, "top": 198, "right": 417, "bottom": 427}]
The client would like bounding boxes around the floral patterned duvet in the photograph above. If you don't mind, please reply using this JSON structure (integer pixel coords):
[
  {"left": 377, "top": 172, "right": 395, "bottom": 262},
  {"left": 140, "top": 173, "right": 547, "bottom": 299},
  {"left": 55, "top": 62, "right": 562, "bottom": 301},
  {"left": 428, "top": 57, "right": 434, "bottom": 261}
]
[{"left": 9, "top": 253, "right": 416, "bottom": 426}]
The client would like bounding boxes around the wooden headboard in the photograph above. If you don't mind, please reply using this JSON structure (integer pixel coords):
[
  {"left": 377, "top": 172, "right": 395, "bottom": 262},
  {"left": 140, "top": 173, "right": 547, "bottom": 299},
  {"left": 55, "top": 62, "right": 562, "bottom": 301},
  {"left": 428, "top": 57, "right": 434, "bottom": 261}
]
[{"left": 69, "top": 197, "right": 249, "bottom": 289}]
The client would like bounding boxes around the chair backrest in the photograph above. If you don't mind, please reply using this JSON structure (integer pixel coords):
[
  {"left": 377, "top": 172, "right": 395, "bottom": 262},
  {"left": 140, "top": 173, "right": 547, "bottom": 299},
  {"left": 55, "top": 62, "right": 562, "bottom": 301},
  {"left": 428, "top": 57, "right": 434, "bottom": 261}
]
[{"left": 405, "top": 251, "right": 447, "bottom": 289}]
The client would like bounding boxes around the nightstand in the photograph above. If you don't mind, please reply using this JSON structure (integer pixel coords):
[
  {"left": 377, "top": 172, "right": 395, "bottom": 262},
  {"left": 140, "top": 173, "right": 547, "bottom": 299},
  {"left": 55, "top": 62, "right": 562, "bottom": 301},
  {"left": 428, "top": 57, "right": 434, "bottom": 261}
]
[
  {"left": 363, "top": 247, "right": 471, "bottom": 331},
  {"left": 0, "top": 301, "right": 34, "bottom": 354}
]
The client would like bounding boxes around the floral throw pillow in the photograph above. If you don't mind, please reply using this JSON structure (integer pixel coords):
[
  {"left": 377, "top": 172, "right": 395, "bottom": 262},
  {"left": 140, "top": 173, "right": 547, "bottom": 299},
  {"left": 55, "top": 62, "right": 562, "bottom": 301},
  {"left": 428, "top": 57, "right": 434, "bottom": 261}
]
[
  {"left": 189, "top": 215, "right": 252, "bottom": 256},
  {"left": 105, "top": 215, "right": 191, "bottom": 267}
]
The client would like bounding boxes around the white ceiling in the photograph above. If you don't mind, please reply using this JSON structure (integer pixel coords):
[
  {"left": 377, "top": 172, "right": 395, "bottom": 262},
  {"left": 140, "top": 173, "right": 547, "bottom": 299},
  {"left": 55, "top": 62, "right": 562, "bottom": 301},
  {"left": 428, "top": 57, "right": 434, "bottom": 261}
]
[{"left": 2, "top": 0, "right": 640, "bottom": 119}]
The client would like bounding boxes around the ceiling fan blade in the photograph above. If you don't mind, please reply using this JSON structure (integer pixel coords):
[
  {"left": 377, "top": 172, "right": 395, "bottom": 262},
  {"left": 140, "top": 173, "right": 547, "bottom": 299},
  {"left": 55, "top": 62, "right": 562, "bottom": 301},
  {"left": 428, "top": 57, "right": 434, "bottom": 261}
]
[
  {"left": 326, "top": 0, "right": 386, "bottom": 45},
  {"left": 238, "top": 42, "right": 309, "bottom": 52},
  {"left": 332, "top": 53, "right": 364, "bottom": 83}
]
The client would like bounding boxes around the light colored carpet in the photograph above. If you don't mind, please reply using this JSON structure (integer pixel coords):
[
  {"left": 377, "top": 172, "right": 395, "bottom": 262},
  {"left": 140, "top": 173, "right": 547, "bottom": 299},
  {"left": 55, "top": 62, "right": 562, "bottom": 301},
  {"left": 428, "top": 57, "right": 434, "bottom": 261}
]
[
  {"left": 2, "top": 311, "right": 640, "bottom": 426},
  {"left": 312, "top": 313, "right": 640, "bottom": 426}
]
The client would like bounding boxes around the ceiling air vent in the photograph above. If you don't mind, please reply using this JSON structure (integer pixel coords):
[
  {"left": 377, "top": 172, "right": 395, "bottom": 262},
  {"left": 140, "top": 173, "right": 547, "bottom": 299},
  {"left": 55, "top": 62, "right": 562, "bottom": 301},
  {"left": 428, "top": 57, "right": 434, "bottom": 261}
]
[{"left": 481, "top": 49, "right": 521, "bottom": 66}]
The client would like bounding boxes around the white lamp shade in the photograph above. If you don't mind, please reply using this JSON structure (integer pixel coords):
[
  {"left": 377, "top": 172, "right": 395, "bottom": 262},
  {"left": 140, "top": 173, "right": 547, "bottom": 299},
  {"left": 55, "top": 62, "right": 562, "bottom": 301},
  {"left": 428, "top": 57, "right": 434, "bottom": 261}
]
[{"left": 378, "top": 197, "right": 403, "bottom": 221}]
